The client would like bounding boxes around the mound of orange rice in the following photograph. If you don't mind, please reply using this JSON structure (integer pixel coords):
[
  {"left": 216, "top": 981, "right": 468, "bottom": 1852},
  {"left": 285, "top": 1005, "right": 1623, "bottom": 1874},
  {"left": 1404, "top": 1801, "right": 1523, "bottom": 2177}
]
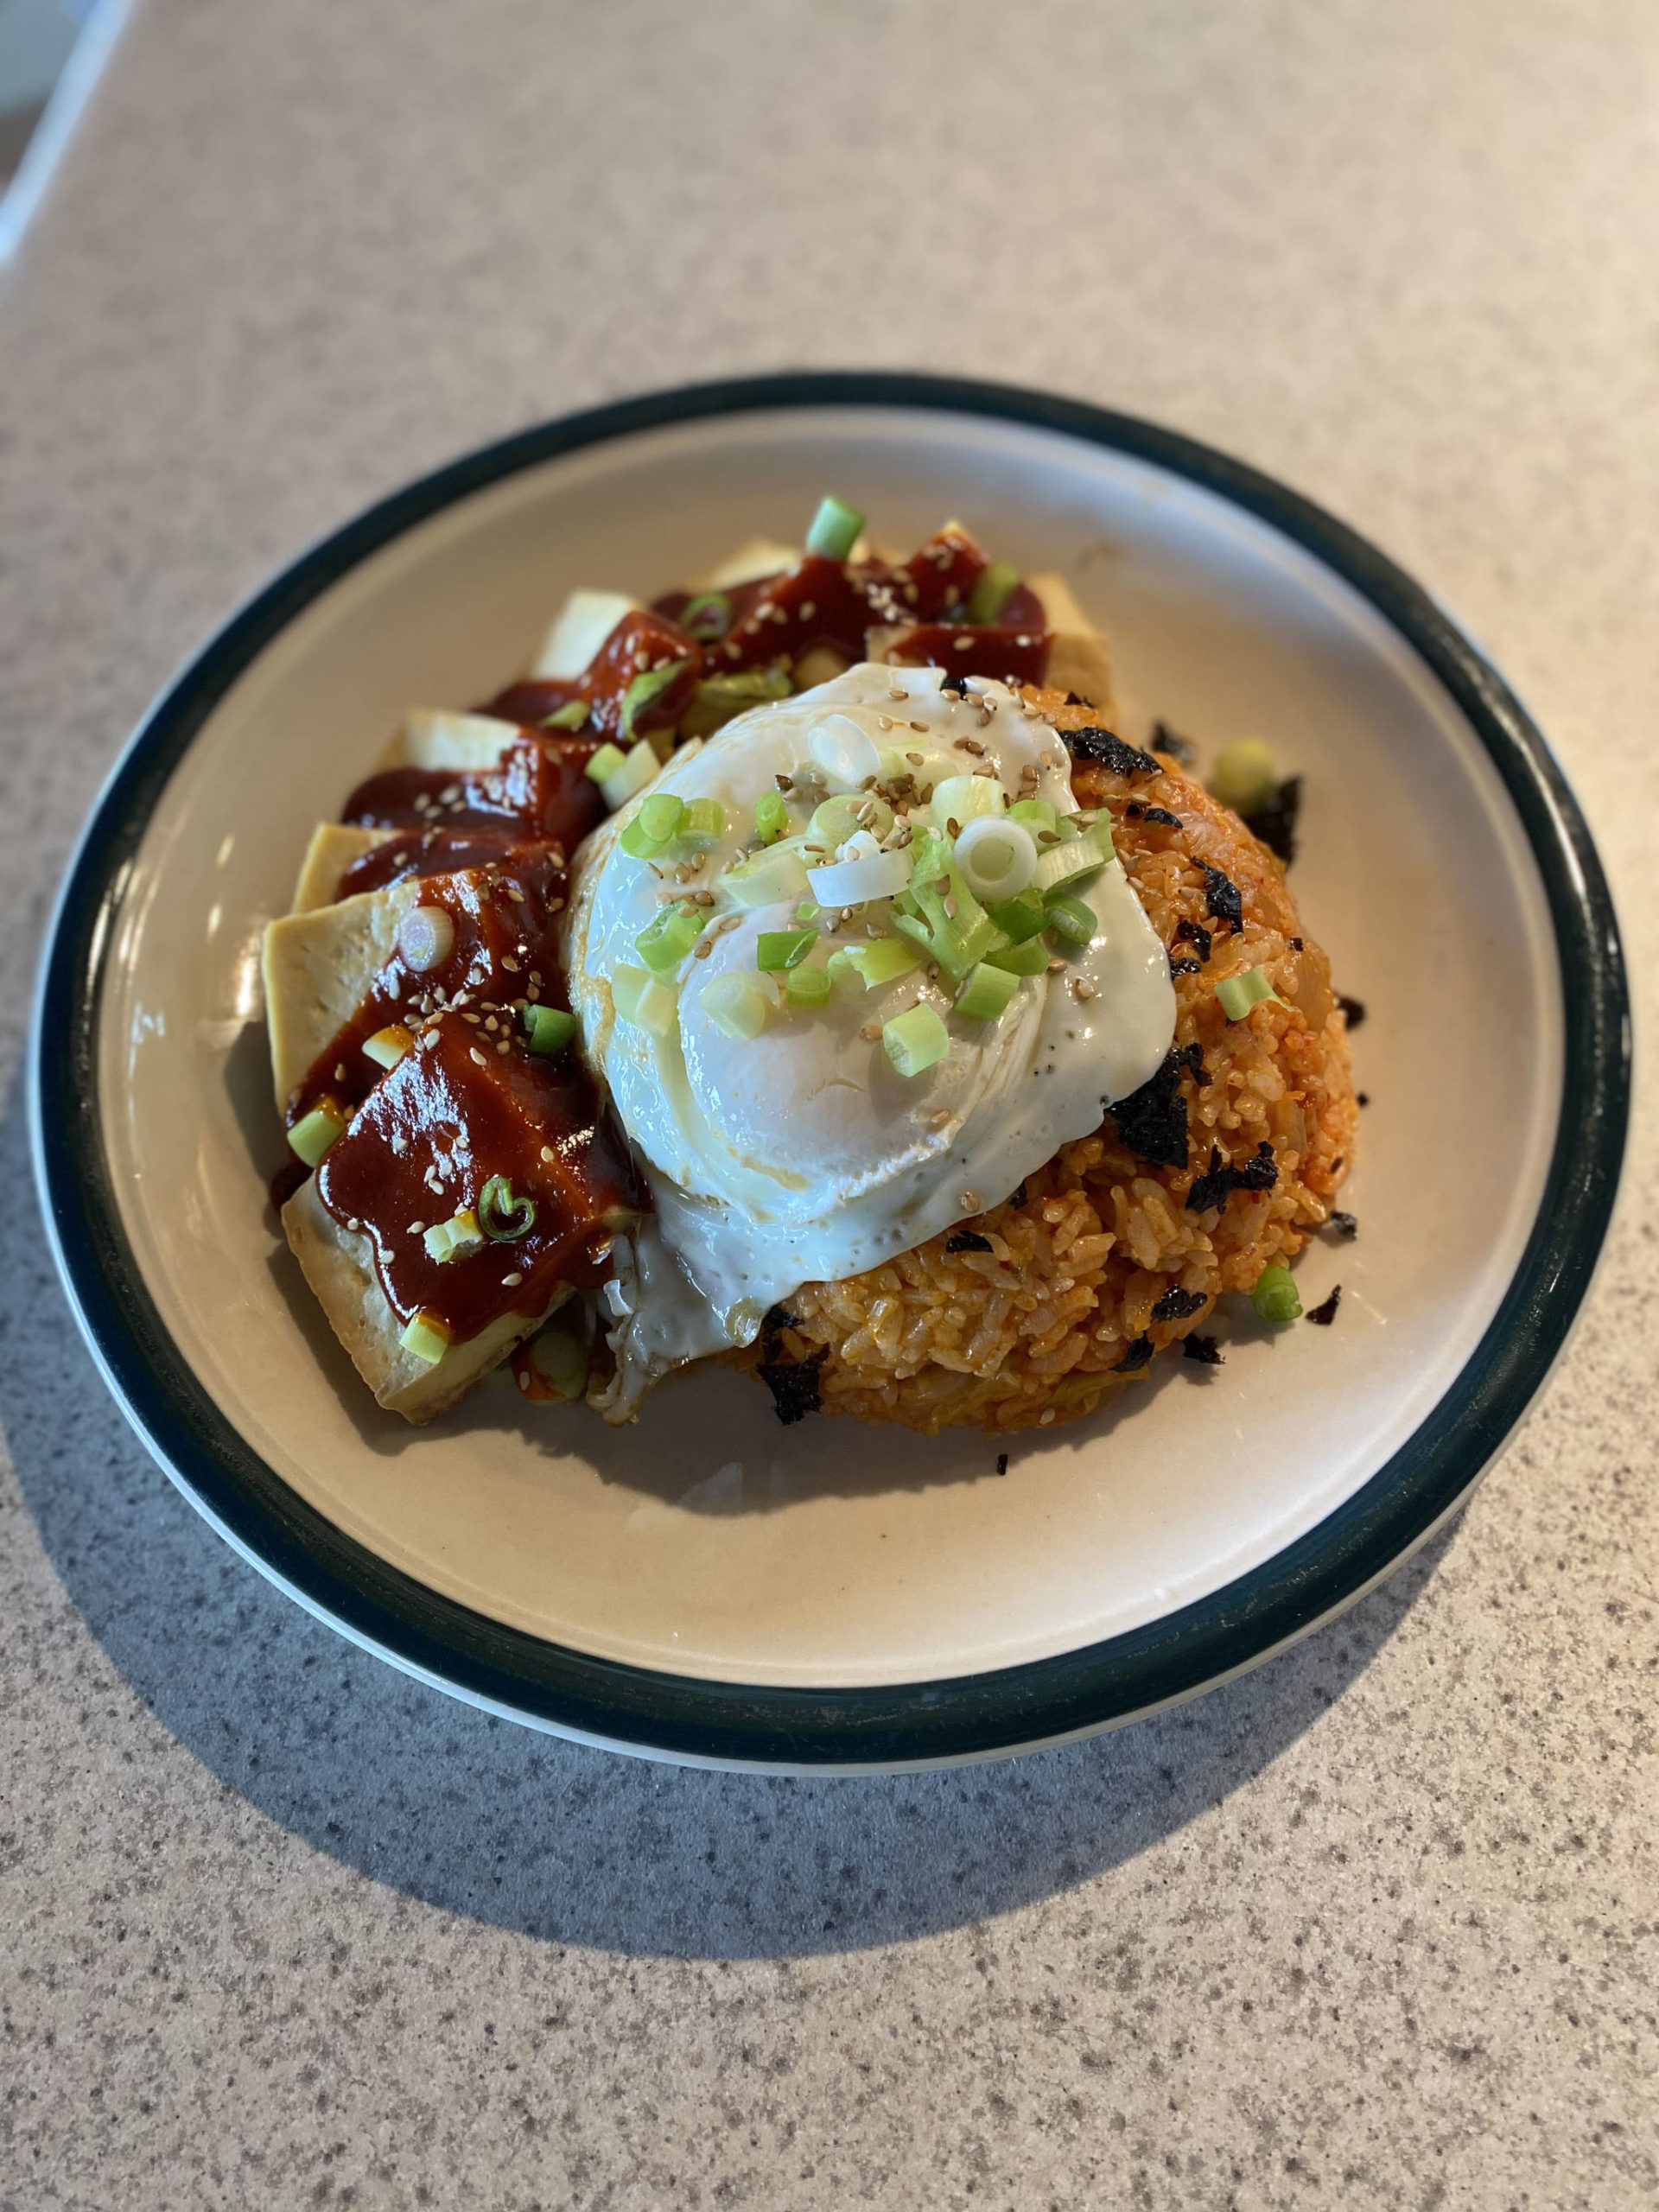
[{"left": 736, "top": 692, "right": 1357, "bottom": 1434}]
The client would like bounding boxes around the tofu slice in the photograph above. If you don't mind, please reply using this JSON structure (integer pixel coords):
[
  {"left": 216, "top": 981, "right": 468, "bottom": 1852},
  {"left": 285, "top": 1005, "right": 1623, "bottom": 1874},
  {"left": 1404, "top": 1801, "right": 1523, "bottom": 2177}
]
[
  {"left": 1028, "top": 572, "right": 1115, "bottom": 712},
  {"left": 531, "top": 588, "right": 641, "bottom": 680},
  {"left": 289, "top": 823, "right": 396, "bottom": 914},
  {"left": 378, "top": 708, "right": 522, "bottom": 774},
  {"left": 261, "top": 878, "right": 420, "bottom": 1112},
  {"left": 695, "top": 537, "right": 802, "bottom": 592},
  {"left": 283, "top": 1175, "right": 568, "bottom": 1422}
]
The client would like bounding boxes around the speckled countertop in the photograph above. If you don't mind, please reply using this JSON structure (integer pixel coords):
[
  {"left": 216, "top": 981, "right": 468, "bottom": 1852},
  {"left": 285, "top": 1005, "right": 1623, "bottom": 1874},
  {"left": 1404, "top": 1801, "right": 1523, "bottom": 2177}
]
[{"left": 2, "top": 4, "right": 1655, "bottom": 2206}]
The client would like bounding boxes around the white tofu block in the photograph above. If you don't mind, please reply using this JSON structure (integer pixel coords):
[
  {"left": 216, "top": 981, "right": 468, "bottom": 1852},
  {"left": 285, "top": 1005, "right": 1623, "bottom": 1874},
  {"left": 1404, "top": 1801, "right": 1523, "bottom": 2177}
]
[
  {"left": 531, "top": 588, "right": 640, "bottom": 680},
  {"left": 379, "top": 709, "right": 522, "bottom": 774},
  {"left": 283, "top": 1175, "right": 568, "bottom": 1423},
  {"left": 289, "top": 823, "right": 396, "bottom": 914},
  {"left": 261, "top": 879, "right": 420, "bottom": 1111},
  {"left": 694, "top": 537, "right": 801, "bottom": 592}
]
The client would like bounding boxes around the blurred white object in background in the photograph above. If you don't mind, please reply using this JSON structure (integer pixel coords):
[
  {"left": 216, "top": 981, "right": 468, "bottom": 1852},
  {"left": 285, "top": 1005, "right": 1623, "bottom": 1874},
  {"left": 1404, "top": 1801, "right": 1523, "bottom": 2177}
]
[{"left": 0, "top": 0, "right": 126, "bottom": 259}]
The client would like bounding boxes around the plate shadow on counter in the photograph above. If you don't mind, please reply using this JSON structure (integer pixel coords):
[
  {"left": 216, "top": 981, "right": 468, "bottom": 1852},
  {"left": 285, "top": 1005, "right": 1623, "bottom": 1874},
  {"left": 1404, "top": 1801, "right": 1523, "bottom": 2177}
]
[{"left": 3, "top": 1075, "right": 1456, "bottom": 1960}]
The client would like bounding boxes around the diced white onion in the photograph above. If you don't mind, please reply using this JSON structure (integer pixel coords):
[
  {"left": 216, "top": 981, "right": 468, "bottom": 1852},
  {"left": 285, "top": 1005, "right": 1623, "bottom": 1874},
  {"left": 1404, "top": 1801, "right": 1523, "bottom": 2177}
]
[
  {"left": 807, "top": 839, "right": 913, "bottom": 908},
  {"left": 397, "top": 906, "right": 455, "bottom": 973},
  {"left": 953, "top": 816, "right": 1038, "bottom": 901},
  {"left": 807, "top": 713, "right": 883, "bottom": 792}
]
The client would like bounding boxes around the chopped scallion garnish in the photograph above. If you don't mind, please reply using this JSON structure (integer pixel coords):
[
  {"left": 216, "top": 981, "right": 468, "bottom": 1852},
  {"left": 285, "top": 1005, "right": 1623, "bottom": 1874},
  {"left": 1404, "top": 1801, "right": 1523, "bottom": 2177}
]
[
  {"left": 399, "top": 1311, "right": 451, "bottom": 1365},
  {"left": 1008, "top": 798, "right": 1058, "bottom": 836},
  {"left": 635, "top": 905, "right": 707, "bottom": 973},
  {"left": 362, "top": 1024, "right": 414, "bottom": 1071},
  {"left": 1216, "top": 966, "right": 1281, "bottom": 1020},
  {"left": 1043, "top": 893, "right": 1095, "bottom": 946},
  {"left": 620, "top": 791, "right": 686, "bottom": 859},
  {"left": 542, "top": 699, "right": 590, "bottom": 731},
  {"left": 1033, "top": 821, "right": 1111, "bottom": 896},
  {"left": 613, "top": 963, "right": 678, "bottom": 1035},
  {"left": 804, "top": 493, "right": 866, "bottom": 563},
  {"left": 529, "top": 1324, "right": 588, "bottom": 1401},
  {"left": 524, "top": 1004, "right": 576, "bottom": 1055},
  {"left": 287, "top": 1099, "right": 346, "bottom": 1168},
  {"left": 756, "top": 927, "right": 817, "bottom": 972},
  {"left": 785, "top": 964, "right": 834, "bottom": 1008},
  {"left": 956, "top": 962, "right": 1021, "bottom": 1021},
  {"left": 423, "top": 1209, "right": 485, "bottom": 1263},
  {"left": 620, "top": 658, "right": 690, "bottom": 740},
  {"left": 680, "top": 591, "right": 733, "bottom": 642},
  {"left": 753, "top": 790, "right": 790, "bottom": 845},
  {"left": 882, "top": 1003, "right": 950, "bottom": 1078},
  {"left": 478, "top": 1175, "right": 537, "bottom": 1243},
  {"left": 586, "top": 741, "right": 627, "bottom": 785},
  {"left": 699, "top": 970, "right": 773, "bottom": 1040},
  {"left": 1250, "top": 1264, "right": 1302, "bottom": 1325},
  {"left": 678, "top": 797, "right": 727, "bottom": 848},
  {"left": 985, "top": 936, "right": 1049, "bottom": 976},
  {"left": 828, "top": 938, "right": 924, "bottom": 991},
  {"left": 987, "top": 889, "right": 1047, "bottom": 944},
  {"left": 931, "top": 773, "right": 1006, "bottom": 831},
  {"left": 722, "top": 844, "right": 811, "bottom": 908},
  {"left": 1209, "top": 740, "right": 1278, "bottom": 815},
  {"left": 598, "top": 737, "right": 660, "bottom": 813},
  {"left": 965, "top": 560, "right": 1020, "bottom": 625},
  {"left": 954, "top": 816, "right": 1038, "bottom": 902}
]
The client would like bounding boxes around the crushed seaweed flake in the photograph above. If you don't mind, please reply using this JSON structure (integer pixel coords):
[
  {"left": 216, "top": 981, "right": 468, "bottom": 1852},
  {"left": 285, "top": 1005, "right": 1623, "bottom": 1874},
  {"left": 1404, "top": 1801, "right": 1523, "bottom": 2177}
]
[
  {"left": 1151, "top": 1285, "right": 1206, "bottom": 1323},
  {"left": 946, "top": 1230, "right": 994, "bottom": 1254},
  {"left": 1337, "top": 993, "right": 1367, "bottom": 1028},
  {"left": 1243, "top": 773, "right": 1302, "bottom": 866},
  {"left": 1108, "top": 1046, "right": 1190, "bottom": 1170},
  {"left": 1200, "top": 864, "right": 1243, "bottom": 935},
  {"left": 1150, "top": 718, "right": 1198, "bottom": 769},
  {"left": 1186, "top": 1140, "right": 1278, "bottom": 1214},
  {"left": 1116, "top": 1334, "right": 1155, "bottom": 1371},
  {"left": 1327, "top": 1211, "right": 1358, "bottom": 1240},
  {"left": 1306, "top": 1285, "right": 1343, "bottom": 1326},
  {"left": 1063, "top": 724, "right": 1160, "bottom": 779},
  {"left": 1181, "top": 1333, "right": 1224, "bottom": 1366},
  {"left": 758, "top": 1348, "right": 828, "bottom": 1424}
]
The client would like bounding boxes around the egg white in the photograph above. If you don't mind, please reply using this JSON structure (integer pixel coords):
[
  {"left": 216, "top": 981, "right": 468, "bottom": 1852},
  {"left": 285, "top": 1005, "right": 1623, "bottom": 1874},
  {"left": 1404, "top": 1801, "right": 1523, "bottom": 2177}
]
[{"left": 563, "top": 664, "right": 1174, "bottom": 1414}]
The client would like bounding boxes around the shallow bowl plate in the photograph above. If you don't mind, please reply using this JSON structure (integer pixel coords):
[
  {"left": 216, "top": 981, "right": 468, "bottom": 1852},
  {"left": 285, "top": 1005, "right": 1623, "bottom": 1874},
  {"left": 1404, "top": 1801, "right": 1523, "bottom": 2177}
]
[{"left": 32, "top": 374, "right": 1630, "bottom": 1770}]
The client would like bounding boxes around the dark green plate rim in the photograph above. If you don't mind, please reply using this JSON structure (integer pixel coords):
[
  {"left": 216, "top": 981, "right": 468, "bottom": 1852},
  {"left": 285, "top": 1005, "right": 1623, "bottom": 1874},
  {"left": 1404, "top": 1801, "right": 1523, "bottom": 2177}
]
[{"left": 31, "top": 372, "right": 1631, "bottom": 1768}]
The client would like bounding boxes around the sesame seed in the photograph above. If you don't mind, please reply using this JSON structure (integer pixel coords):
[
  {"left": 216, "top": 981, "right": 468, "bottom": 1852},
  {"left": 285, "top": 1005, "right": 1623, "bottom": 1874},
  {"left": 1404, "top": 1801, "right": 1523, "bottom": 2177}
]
[
  {"left": 540, "top": 1146, "right": 556, "bottom": 1164},
  {"left": 958, "top": 1190, "right": 980, "bottom": 1212},
  {"left": 496, "top": 1039, "right": 511, "bottom": 1053},
  {"left": 1048, "top": 957, "right": 1066, "bottom": 974},
  {"left": 954, "top": 635, "right": 973, "bottom": 652},
  {"left": 694, "top": 938, "right": 713, "bottom": 957},
  {"left": 501, "top": 1272, "right": 524, "bottom": 1288},
  {"left": 887, "top": 687, "right": 910, "bottom": 701},
  {"left": 906, "top": 751, "right": 925, "bottom": 766},
  {"left": 1071, "top": 978, "right": 1096, "bottom": 1001},
  {"left": 1039, "top": 1408, "right": 1056, "bottom": 1426},
  {"left": 470, "top": 1047, "right": 486, "bottom": 1066},
  {"left": 423, "top": 1032, "right": 440, "bottom": 1052},
  {"left": 910, "top": 721, "right": 928, "bottom": 734},
  {"left": 408, "top": 1220, "right": 425, "bottom": 1234},
  {"left": 860, "top": 1021, "right": 882, "bottom": 1041},
  {"left": 799, "top": 601, "right": 816, "bottom": 620}
]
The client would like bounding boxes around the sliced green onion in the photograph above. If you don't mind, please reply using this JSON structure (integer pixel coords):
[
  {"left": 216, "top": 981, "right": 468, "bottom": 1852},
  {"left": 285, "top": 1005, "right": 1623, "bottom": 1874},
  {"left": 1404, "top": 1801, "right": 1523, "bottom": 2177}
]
[
  {"left": 399, "top": 1310, "right": 451, "bottom": 1365},
  {"left": 804, "top": 493, "right": 866, "bottom": 562},
  {"left": 362, "top": 1024, "right": 414, "bottom": 1071},
  {"left": 635, "top": 904, "right": 707, "bottom": 973},
  {"left": 529, "top": 1324, "right": 588, "bottom": 1401},
  {"left": 931, "top": 773, "right": 1006, "bottom": 831},
  {"left": 988, "top": 889, "right": 1047, "bottom": 944},
  {"left": 524, "top": 1004, "right": 576, "bottom": 1054},
  {"left": 620, "top": 791, "right": 687, "bottom": 859},
  {"left": 956, "top": 961, "right": 1021, "bottom": 1021},
  {"left": 479, "top": 1175, "right": 537, "bottom": 1242},
  {"left": 696, "top": 668, "right": 792, "bottom": 714},
  {"left": 681, "top": 591, "right": 732, "bottom": 642},
  {"left": 795, "top": 899, "right": 820, "bottom": 923},
  {"left": 620, "top": 658, "right": 690, "bottom": 740},
  {"left": 785, "top": 963, "right": 835, "bottom": 1008},
  {"left": 806, "top": 837, "right": 912, "bottom": 908},
  {"left": 599, "top": 737, "right": 660, "bottom": 813},
  {"left": 882, "top": 1003, "right": 950, "bottom": 1078},
  {"left": 965, "top": 560, "right": 1020, "bottom": 626},
  {"left": 586, "top": 741, "right": 627, "bottom": 785},
  {"left": 810, "top": 792, "right": 893, "bottom": 849},
  {"left": 753, "top": 789, "right": 790, "bottom": 844},
  {"left": 542, "top": 699, "right": 591, "bottom": 731},
  {"left": 897, "top": 830, "right": 1002, "bottom": 976},
  {"left": 677, "top": 797, "right": 727, "bottom": 849},
  {"left": 1043, "top": 893, "right": 1096, "bottom": 946},
  {"left": 1033, "top": 821, "right": 1111, "bottom": 896},
  {"left": 986, "top": 935, "right": 1049, "bottom": 976},
  {"left": 828, "top": 938, "right": 924, "bottom": 991},
  {"left": 287, "top": 1099, "right": 347, "bottom": 1167},
  {"left": 613, "top": 963, "right": 678, "bottom": 1035},
  {"left": 722, "top": 844, "right": 811, "bottom": 909},
  {"left": 954, "top": 816, "right": 1038, "bottom": 902},
  {"left": 756, "top": 927, "right": 817, "bottom": 972},
  {"left": 699, "top": 970, "right": 773, "bottom": 1040},
  {"left": 423, "top": 1209, "right": 485, "bottom": 1262},
  {"left": 1216, "top": 966, "right": 1282, "bottom": 1020},
  {"left": 1250, "top": 1263, "right": 1302, "bottom": 1325},
  {"left": 1209, "top": 740, "right": 1278, "bottom": 814},
  {"left": 1008, "top": 798, "right": 1058, "bottom": 836}
]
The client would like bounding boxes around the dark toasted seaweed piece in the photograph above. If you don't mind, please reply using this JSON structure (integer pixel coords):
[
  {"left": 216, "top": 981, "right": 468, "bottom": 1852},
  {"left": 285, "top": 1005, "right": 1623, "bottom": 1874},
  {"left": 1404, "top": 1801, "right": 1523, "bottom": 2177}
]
[
  {"left": 1186, "top": 1140, "right": 1277, "bottom": 1214},
  {"left": 1169, "top": 958, "right": 1203, "bottom": 977},
  {"left": 1062, "top": 724, "right": 1160, "bottom": 779},
  {"left": 1109, "top": 1047, "right": 1190, "bottom": 1171},
  {"left": 1306, "top": 1285, "right": 1343, "bottom": 1326},
  {"left": 1116, "top": 1335, "right": 1154, "bottom": 1371},
  {"left": 1150, "top": 719, "right": 1198, "bottom": 769},
  {"left": 1200, "top": 864, "right": 1243, "bottom": 936},
  {"left": 1125, "top": 802, "right": 1182, "bottom": 828},
  {"left": 1327, "top": 1211, "right": 1358, "bottom": 1240},
  {"left": 946, "top": 1230, "right": 994, "bottom": 1254},
  {"left": 995, "top": 1452, "right": 1009, "bottom": 1474},
  {"left": 1243, "top": 773, "right": 1302, "bottom": 865},
  {"left": 758, "top": 1347, "right": 827, "bottom": 1424},
  {"left": 1174, "top": 916, "right": 1212, "bottom": 963},
  {"left": 1337, "top": 993, "right": 1367, "bottom": 1027},
  {"left": 1181, "top": 1333, "right": 1224, "bottom": 1366},
  {"left": 1150, "top": 1285, "right": 1206, "bottom": 1323}
]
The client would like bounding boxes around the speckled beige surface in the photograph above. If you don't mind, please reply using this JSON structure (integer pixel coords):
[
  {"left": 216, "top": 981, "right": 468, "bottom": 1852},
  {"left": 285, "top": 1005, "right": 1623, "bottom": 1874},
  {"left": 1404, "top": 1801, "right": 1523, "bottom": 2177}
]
[{"left": 2, "top": 3, "right": 1655, "bottom": 2206}]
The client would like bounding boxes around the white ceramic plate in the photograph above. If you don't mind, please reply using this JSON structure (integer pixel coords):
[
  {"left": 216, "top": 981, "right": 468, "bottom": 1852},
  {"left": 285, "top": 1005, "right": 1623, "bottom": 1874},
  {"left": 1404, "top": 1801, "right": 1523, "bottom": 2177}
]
[{"left": 32, "top": 375, "right": 1629, "bottom": 1770}]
